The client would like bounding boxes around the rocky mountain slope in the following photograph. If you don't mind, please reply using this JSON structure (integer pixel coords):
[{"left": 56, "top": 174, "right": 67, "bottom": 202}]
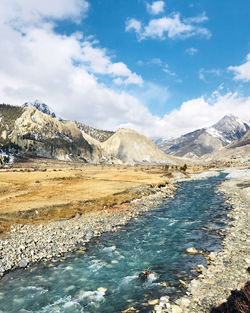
[
  {"left": 156, "top": 115, "right": 250, "bottom": 158},
  {"left": 102, "top": 128, "right": 178, "bottom": 165},
  {"left": 202, "top": 129, "right": 250, "bottom": 162},
  {"left": 23, "top": 100, "right": 57, "bottom": 118},
  {"left": 0, "top": 103, "right": 178, "bottom": 165}
]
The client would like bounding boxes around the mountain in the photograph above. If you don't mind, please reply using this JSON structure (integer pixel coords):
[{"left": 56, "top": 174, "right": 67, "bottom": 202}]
[
  {"left": 0, "top": 103, "right": 178, "bottom": 165},
  {"left": 0, "top": 104, "right": 96, "bottom": 162},
  {"left": 155, "top": 115, "right": 250, "bottom": 158},
  {"left": 202, "top": 130, "right": 250, "bottom": 162},
  {"left": 101, "top": 128, "right": 178, "bottom": 165},
  {"left": 23, "top": 100, "right": 57, "bottom": 118}
]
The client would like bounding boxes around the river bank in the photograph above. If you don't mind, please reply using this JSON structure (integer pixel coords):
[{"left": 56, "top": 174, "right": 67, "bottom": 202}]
[
  {"left": 1, "top": 166, "right": 249, "bottom": 313},
  {"left": 0, "top": 180, "right": 179, "bottom": 280},
  {"left": 153, "top": 166, "right": 250, "bottom": 313}
]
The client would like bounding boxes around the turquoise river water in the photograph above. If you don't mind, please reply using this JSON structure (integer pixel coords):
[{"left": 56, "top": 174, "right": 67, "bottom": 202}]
[{"left": 0, "top": 173, "right": 230, "bottom": 313}]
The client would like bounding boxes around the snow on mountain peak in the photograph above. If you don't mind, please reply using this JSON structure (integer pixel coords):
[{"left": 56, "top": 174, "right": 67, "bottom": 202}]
[
  {"left": 23, "top": 100, "right": 56, "bottom": 118},
  {"left": 206, "top": 115, "right": 250, "bottom": 143}
]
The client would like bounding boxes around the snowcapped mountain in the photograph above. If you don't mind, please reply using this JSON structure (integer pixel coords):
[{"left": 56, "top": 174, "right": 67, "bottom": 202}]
[
  {"left": 155, "top": 115, "right": 250, "bottom": 158},
  {"left": 206, "top": 115, "right": 249, "bottom": 143},
  {"left": 23, "top": 100, "right": 57, "bottom": 118}
]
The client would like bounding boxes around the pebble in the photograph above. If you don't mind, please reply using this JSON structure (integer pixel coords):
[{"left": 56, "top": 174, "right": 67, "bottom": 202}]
[
  {"left": 150, "top": 168, "right": 250, "bottom": 313},
  {"left": 0, "top": 184, "right": 176, "bottom": 279},
  {"left": 148, "top": 299, "right": 159, "bottom": 306},
  {"left": 185, "top": 247, "right": 199, "bottom": 254},
  {"left": 171, "top": 305, "right": 183, "bottom": 313}
]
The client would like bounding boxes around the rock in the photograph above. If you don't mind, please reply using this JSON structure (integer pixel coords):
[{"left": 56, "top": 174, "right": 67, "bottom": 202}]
[
  {"left": 186, "top": 247, "right": 199, "bottom": 254},
  {"left": 85, "top": 230, "right": 94, "bottom": 240},
  {"left": 148, "top": 299, "right": 159, "bottom": 306},
  {"left": 204, "top": 279, "right": 216, "bottom": 285},
  {"left": 160, "top": 281, "right": 168, "bottom": 287},
  {"left": 208, "top": 252, "right": 217, "bottom": 261},
  {"left": 197, "top": 264, "right": 205, "bottom": 271},
  {"left": 76, "top": 249, "right": 85, "bottom": 254},
  {"left": 154, "top": 304, "right": 162, "bottom": 312},
  {"left": 160, "top": 296, "right": 169, "bottom": 303},
  {"left": 97, "top": 287, "right": 107, "bottom": 293},
  {"left": 179, "top": 280, "right": 187, "bottom": 287},
  {"left": 19, "top": 259, "right": 28, "bottom": 268},
  {"left": 171, "top": 305, "right": 183, "bottom": 313},
  {"left": 244, "top": 258, "right": 250, "bottom": 264},
  {"left": 176, "top": 297, "right": 191, "bottom": 307},
  {"left": 122, "top": 307, "right": 136, "bottom": 313}
]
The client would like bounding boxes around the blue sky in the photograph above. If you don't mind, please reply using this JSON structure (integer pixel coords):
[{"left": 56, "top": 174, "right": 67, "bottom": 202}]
[
  {"left": 0, "top": 0, "right": 249, "bottom": 138},
  {"left": 79, "top": 0, "right": 250, "bottom": 113}
]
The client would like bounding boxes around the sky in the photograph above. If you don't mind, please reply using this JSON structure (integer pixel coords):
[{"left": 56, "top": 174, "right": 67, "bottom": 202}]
[{"left": 0, "top": 0, "right": 250, "bottom": 138}]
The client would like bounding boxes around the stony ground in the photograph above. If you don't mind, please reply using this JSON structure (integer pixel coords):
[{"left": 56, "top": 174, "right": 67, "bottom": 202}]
[
  {"left": 1, "top": 166, "right": 249, "bottom": 313},
  {"left": 0, "top": 183, "right": 178, "bottom": 279},
  {"left": 152, "top": 167, "right": 250, "bottom": 313}
]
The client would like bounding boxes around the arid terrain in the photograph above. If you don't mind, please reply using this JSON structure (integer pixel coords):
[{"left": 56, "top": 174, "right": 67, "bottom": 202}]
[{"left": 0, "top": 159, "right": 206, "bottom": 235}]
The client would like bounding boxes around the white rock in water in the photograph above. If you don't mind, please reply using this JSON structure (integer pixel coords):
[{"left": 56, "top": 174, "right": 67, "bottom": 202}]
[
  {"left": 148, "top": 299, "right": 159, "bottom": 305},
  {"left": 97, "top": 287, "right": 107, "bottom": 293},
  {"left": 186, "top": 247, "right": 199, "bottom": 254},
  {"left": 148, "top": 273, "right": 157, "bottom": 280}
]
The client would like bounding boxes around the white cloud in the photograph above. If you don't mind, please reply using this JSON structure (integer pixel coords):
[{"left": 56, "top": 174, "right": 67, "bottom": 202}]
[
  {"left": 80, "top": 41, "right": 143, "bottom": 85},
  {"left": 126, "top": 13, "right": 211, "bottom": 41},
  {"left": 125, "top": 18, "right": 142, "bottom": 33},
  {"left": 184, "top": 12, "right": 208, "bottom": 24},
  {"left": 1, "top": 0, "right": 89, "bottom": 27},
  {"left": 119, "top": 91, "right": 250, "bottom": 138},
  {"left": 186, "top": 47, "right": 198, "bottom": 55},
  {"left": 0, "top": 0, "right": 146, "bottom": 132},
  {"left": 0, "top": 0, "right": 249, "bottom": 141},
  {"left": 228, "top": 53, "right": 250, "bottom": 82},
  {"left": 163, "top": 64, "right": 176, "bottom": 76},
  {"left": 199, "top": 68, "right": 221, "bottom": 81},
  {"left": 146, "top": 1, "right": 165, "bottom": 15}
]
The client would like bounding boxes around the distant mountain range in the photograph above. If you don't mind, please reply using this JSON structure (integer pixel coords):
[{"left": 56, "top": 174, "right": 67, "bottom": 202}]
[
  {"left": 155, "top": 115, "right": 250, "bottom": 158},
  {"left": 0, "top": 101, "right": 179, "bottom": 165},
  {"left": 1, "top": 101, "right": 249, "bottom": 165},
  {"left": 202, "top": 129, "right": 250, "bottom": 162}
]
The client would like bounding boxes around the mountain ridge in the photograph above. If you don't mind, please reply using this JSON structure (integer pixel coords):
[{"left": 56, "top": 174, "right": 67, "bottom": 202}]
[
  {"left": 155, "top": 115, "right": 250, "bottom": 158},
  {"left": 0, "top": 103, "right": 179, "bottom": 165}
]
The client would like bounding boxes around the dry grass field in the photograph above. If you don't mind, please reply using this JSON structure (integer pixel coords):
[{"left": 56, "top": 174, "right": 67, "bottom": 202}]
[
  {"left": 0, "top": 158, "right": 207, "bottom": 235},
  {"left": 0, "top": 159, "right": 169, "bottom": 234}
]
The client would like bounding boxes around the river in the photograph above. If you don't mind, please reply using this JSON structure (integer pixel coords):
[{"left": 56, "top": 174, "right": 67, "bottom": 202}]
[{"left": 0, "top": 172, "right": 230, "bottom": 313}]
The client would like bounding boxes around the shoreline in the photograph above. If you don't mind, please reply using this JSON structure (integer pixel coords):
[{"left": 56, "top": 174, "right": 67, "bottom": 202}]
[
  {"left": 0, "top": 180, "right": 179, "bottom": 280},
  {"left": 154, "top": 166, "right": 250, "bottom": 313},
  {"left": 1, "top": 166, "right": 249, "bottom": 313}
]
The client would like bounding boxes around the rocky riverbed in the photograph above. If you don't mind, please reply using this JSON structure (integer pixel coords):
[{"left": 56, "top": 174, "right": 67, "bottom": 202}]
[
  {"left": 0, "top": 182, "right": 178, "bottom": 279},
  {"left": 152, "top": 167, "right": 250, "bottom": 313}
]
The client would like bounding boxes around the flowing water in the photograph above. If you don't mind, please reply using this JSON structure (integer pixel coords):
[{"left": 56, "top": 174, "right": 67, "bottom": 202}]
[{"left": 0, "top": 173, "right": 230, "bottom": 313}]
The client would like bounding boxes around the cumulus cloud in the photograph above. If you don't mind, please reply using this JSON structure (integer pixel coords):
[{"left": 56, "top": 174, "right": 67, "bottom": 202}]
[
  {"left": 0, "top": 0, "right": 145, "bottom": 131},
  {"left": 0, "top": 0, "right": 89, "bottom": 27},
  {"left": 0, "top": 0, "right": 249, "bottom": 141},
  {"left": 119, "top": 91, "right": 250, "bottom": 138},
  {"left": 228, "top": 53, "right": 250, "bottom": 81},
  {"left": 79, "top": 41, "right": 143, "bottom": 85},
  {"left": 146, "top": 1, "right": 165, "bottom": 15},
  {"left": 126, "top": 12, "right": 211, "bottom": 41}
]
